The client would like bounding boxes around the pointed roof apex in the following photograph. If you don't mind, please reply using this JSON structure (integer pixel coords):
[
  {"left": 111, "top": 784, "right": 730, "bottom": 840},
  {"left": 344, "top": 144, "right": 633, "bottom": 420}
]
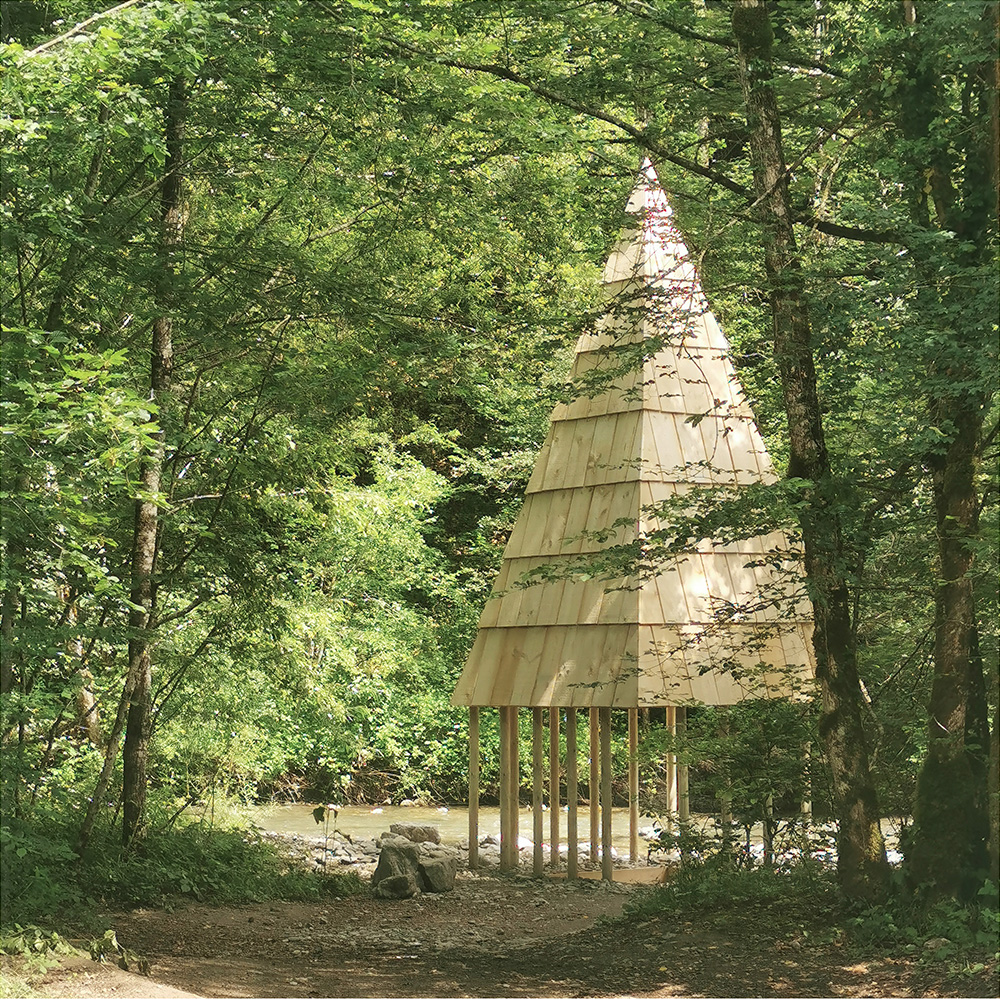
[
  {"left": 625, "top": 158, "right": 670, "bottom": 215},
  {"left": 604, "top": 160, "right": 693, "bottom": 287}
]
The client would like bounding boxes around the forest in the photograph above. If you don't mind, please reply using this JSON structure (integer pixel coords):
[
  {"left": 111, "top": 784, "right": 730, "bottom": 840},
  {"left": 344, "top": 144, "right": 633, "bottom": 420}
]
[{"left": 1, "top": 1, "right": 997, "bottom": 997}]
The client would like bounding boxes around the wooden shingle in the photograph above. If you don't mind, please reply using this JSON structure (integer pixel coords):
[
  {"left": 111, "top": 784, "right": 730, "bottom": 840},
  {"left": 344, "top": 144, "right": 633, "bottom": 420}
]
[{"left": 453, "top": 162, "right": 814, "bottom": 707}]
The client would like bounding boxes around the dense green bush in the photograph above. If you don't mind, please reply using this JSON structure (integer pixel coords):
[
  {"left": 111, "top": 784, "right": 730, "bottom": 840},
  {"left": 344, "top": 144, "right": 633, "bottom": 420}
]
[{"left": 0, "top": 803, "right": 362, "bottom": 930}]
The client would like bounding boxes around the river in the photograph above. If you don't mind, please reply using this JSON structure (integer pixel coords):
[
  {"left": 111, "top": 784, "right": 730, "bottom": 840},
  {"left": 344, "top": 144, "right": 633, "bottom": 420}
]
[{"left": 250, "top": 802, "right": 655, "bottom": 853}]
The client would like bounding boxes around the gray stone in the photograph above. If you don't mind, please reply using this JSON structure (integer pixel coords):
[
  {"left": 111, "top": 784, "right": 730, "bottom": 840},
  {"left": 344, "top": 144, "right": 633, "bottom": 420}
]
[
  {"left": 417, "top": 841, "right": 457, "bottom": 860},
  {"left": 371, "top": 835, "right": 421, "bottom": 891},
  {"left": 389, "top": 822, "right": 440, "bottom": 844},
  {"left": 418, "top": 856, "right": 458, "bottom": 893},
  {"left": 373, "top": 873, "right": 418, "bottom": 899}
]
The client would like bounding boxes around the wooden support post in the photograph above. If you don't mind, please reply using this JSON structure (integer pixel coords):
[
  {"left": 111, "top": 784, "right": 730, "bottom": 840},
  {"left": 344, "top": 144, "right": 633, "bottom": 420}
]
[
  {"left": 468, "top": 706, "right": 479, "bottom": 870},
  {"left": 677, "top": 705, "right": 690, "bottom": 824},
  {"left": 566, "top": 707, "right": 578, "bottom": 880},
  {"left": 800, "top": 740, "right": 813, "bottom": 854},
  {"left": 499, "top": 706, "right": 512, "bottom": 870},
  {"left": 628, "top": 707, "right": 639, "bottom": 864},
  {"left": 763, "top": 794, "right": 774, "bottom": 867},
  {"left": 599, "top": 706, "right": 613, "bottom": 882},
  {"left": 664, "top": 706, "right": 678, "bottom": 832},
  {"left": 589, "top": 707, "right": 600, "bottom": 864},
  {"left": 549, "top": 707, "right": 560, "bottom": 870},
  {"left": 532, "top": 707, "right": 544, "bottom": 877},
  {"left": 719, "top": 711, "right": 733, "bottom": 851},
  {"left": 508, "top": 707, "right": 520, "bottom": 869}
]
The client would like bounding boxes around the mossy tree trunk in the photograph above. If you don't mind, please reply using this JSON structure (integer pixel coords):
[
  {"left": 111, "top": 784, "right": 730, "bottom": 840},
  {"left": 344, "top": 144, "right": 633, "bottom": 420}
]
[
  {"left": 731, "top": 0, "right": 889, "bottom": 902},
  {"left": 894, "top": 0, "right": 996, "bottom": 901}
]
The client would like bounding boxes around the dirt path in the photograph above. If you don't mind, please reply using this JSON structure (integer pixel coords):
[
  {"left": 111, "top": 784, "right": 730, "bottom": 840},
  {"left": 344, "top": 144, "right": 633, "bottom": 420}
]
[{"left": 28, "top": 872, "right": 996, "bottom": 998}]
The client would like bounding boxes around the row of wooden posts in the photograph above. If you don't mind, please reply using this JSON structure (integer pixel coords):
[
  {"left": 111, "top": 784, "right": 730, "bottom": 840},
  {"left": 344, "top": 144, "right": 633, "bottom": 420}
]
[{"left": 466, "top": 705, "right": 691, "bottom": 881}]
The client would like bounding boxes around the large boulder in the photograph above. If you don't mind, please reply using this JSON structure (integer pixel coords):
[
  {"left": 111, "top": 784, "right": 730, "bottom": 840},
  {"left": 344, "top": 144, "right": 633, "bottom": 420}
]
[
  {"left": 418, "top": 856, "right": 457, "bottom": 893},
  {"left": 371, "top": 833, "right": 461, "bottom": 897},
  {"left": 371, "top": 835, "right": 421, "bottom": 893},
  {"left": 389, "top": 822, "right": 440, "bottom": 844}
]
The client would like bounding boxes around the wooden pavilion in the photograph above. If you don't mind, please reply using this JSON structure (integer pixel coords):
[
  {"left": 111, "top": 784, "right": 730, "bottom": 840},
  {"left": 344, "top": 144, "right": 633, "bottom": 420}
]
[{"left": 452, "top": 161, "right": 815, "bottom": 879}]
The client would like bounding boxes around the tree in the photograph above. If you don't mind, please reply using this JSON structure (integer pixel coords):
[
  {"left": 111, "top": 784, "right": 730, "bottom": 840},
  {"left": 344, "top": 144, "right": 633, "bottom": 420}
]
[
  {"left": 728, "top": 0, "right": 888, "bottom": 900},
  {"left": 2, "top": 0, "right": 608, "bottom": 841},
  {"left": 880, "top": 0, "right": 997, "bottom": 899},
  {"left": 119, "top": 73, "right": 186, "bottom": 847}
]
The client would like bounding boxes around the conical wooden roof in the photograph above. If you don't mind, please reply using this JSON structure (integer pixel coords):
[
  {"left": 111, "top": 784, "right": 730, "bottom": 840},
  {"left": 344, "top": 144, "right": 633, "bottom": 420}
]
[{"left": 452, "top": 162, "right": 815, "bottom": 708}]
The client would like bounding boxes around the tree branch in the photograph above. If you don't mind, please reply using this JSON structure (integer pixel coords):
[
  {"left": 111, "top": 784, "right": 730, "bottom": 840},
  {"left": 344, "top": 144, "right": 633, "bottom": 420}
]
[
  {"left": 381, "top": 34, "right": 901, "bottom": 244},
  {"left": 26, "top": 0, "right": 145, "bottom": 57}
]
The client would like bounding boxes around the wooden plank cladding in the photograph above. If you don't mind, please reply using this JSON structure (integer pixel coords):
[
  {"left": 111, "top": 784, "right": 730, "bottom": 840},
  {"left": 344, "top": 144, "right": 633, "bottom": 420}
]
[
  {"left": 452, "top": 622, "right": 812, "bottom": 707},
  {"left": 458, "top": 160, "right": 818, "bottom": 882},
  {"left": 524, "top": 410, "right": 774, "bottom": 495},
  {"left": 452, "top": 159, "right": 815, "bottom": 715}
]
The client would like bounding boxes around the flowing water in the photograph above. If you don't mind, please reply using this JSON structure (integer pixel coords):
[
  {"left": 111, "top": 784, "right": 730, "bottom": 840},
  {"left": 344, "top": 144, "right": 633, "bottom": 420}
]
[
  {"left": 249, "top": 802, "right": 650, "bottom": 852},
  {"left": 248, "top": 803, "right": 905, "bottom": 863}
]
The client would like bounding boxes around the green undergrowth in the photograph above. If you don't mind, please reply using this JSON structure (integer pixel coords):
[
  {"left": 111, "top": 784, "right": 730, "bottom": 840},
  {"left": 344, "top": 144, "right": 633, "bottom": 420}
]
[
  {"left": 0, "top": 967, "right": 46, "bottom": 999},
  {"left": 623, "top": 856, "right": 998, "bottom": 979},
  {"left": 0, "top": 925, "right": 80, "bottom": 999},
  {"left": 1, "top": 803, "right": 364, "bottom": 932},
  {"left": 624, "top": 854, "right": 840, "bottom": 926},
  {"left": 846, "top": 879, "right": 999, "bottom": 974}
]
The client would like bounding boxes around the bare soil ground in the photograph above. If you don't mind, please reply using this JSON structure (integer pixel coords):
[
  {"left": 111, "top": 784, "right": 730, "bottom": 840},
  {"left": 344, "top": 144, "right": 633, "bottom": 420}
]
[{"left": 23, "top": 871, "right": 997, "bottom": 998}]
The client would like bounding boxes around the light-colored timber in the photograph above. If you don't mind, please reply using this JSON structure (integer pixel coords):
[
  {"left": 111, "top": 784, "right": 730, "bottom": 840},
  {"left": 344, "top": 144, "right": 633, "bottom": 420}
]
[
  {"left": 566, "top": 707, "right": 578, "bottom": 880},
  {"left": 533, "top": 707, "right": 544, "bottom": 877},
  {"left": 599, "top": 707, "right": 614, "bottom": 882},
  {"left": 499, "top": 706, "right": 512, "bottom": 870},
  {"left": 452, "top": 162, "right": 814, "bottom": 713},
  {"left": 677, "top": 705, "right": 690, "bottom": 823},
  {"left": 508, "top": 708, "right": 520, "bottom": 870},
  {"left": 455, "top": 160, "right": 818, "bottom": 875},
  {"left": 549, "top": 707, "right": 560, "bottom": 869},
  {"left": 468, "top": 706, "right": 479, "bottom": 870},
  {"left": 629, "top": 708, "right": 639, "bottom": 863},
  {"left": 589, "top": 708, "right": 600, "bottom": 862},
  {"left": 665, "top": 706, "right": 678, "bottom": 829}
]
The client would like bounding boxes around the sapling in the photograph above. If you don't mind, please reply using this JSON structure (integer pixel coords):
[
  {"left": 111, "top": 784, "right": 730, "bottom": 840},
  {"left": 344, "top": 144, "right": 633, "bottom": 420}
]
[{"left": 312, "top": 803, "right": 340, "bottom": 868}]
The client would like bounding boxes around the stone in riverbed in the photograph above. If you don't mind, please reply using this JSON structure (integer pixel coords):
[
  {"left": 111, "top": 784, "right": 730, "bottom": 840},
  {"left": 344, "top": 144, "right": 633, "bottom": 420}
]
[
  {"left": 389, "top": 822, "right": 440, "bottom": 844},
  {"left": 371, "top": 833, "right": 461, "bottom": 896},
  {"left": 417, "top": 841, "right": 455, "bottom": 860}
]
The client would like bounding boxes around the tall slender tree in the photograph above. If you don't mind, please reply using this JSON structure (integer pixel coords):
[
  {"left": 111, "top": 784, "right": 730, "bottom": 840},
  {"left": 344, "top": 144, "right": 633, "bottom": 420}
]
[
  {"left": 729, "top": 0, "right": 889, "bottom": 901},
  {"left": 886, "top": 0, "right": 998, "bottom": 899},
  {"left": 120, "top": 75, "right": 186, "bottom": 846}
]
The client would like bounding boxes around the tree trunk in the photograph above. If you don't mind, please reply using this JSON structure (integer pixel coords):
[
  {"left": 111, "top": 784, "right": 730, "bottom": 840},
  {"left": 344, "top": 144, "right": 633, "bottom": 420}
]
[
  {"left": 895, "top": 0, "right": 996, "bottom": 901},
  {"left": 731, "top": 0, "right": 889, "bottom": 901},
  {"left": 907, "top": 416, "right": 990, "bottom": 897},
  {"left": 121, "top": 77, "right": 185, "bottom": 848}
]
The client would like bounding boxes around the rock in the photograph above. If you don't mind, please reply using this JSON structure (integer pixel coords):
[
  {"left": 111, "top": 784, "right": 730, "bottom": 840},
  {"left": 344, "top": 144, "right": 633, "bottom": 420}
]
[
  {"left": 923, "top": 937, "right": 951, "bottom": 951},
  {"left": 372, "top": 835, "right": 421, "bottom": 891},
  {"left": 417, "top": 842, "right": 456, "bottom": 860},
  {"left": 389, "top": 822, "right": 441, "bottom": 844},
  {"left": 418, "top": 856, "right": 458, "bottom": 893},
  {"left": 478, "top": 844, "right": 501, "bottom": 866},
  {"left": 371, "top": 832, "right": 459, "bottom": 895},
  {"left": 373, "top": 874, "right": 418, "bottom": 899}
]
